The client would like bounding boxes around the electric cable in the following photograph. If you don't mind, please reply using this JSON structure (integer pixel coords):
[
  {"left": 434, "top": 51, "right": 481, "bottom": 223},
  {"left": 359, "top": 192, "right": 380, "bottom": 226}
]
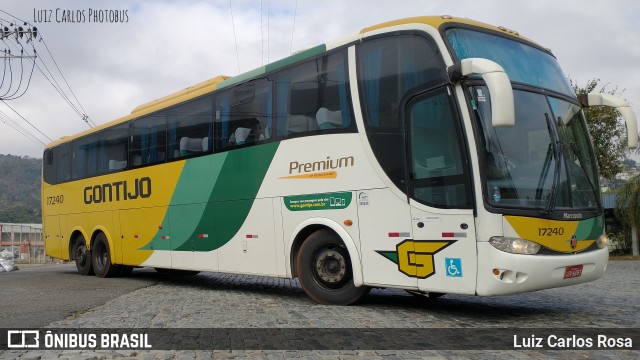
[
  {"left": 0, "top": 107, "right": 47, "bottom": 146},
  {"left": 1, "top": 99, "right": 52, "bottom": 142},
  {"left": 0, "top": 11, "right": 94, "bottom": 127},
  {"left": 290, "top": 0, "right": 299, "bottom": 55},
  {"left": 229, "top": 0, "right": 241, "bottom": 73}
]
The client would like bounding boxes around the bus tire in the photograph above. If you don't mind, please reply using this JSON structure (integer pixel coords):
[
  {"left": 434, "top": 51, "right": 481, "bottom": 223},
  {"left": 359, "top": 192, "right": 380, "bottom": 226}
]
[
  {"left": 91, "top": 233, "right": 119, "bottom": 278},
  {"left": 72, "top": 234, "right": 94, "bottom": 276},
  {"left": 295, "top": 229, "right": 369, "bottom": 305}
]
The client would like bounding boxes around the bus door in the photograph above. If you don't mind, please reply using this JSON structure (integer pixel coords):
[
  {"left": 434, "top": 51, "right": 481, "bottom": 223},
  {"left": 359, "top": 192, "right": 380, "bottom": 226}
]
[{"left": 405, "top": 87, "right": 477, "bottom": 295}]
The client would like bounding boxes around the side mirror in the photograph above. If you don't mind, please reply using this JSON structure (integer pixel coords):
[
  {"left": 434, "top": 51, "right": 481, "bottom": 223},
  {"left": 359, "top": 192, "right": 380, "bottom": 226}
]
[
  {"left": 448, "top": 58, "right": 515, "bottom": 128},
  {"left": 580, "top": 93, "right": 639, "bottom": 149}
]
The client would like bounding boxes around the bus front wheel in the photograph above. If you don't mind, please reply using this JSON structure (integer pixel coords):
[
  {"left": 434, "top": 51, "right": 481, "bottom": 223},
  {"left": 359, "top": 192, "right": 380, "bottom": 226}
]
[
  {"left": 295, "top": 229, "right": 369, "bottom": 305},
  {"left": 92, "top": 233, "right": 120, "bottom": 278},
  {"left": 72, "top": 234, "right": 94, "bottom": 276}
]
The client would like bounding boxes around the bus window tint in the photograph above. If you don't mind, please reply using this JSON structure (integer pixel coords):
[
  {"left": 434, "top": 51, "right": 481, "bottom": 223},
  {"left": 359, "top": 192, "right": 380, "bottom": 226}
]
[
  {"left": 356, "top": 34, "right": 447, "bottom": 192},
  {"left": 43, "top": 144, "right": 71, "bottom": 184},
  {"left": 408, "top": 88, "right": 471, "bottom": 208},
  {"left": 276, "top": 50, "right": 353, "bottom": 138},
  {"left": 100, "top": 124, "right": 128, "bottom": 173},
  {"left": 358, "top": 35, "right": 447, "bottom": 131},
  {"left": 73, "top": 125, "right": 130, "bottom": 179},
  {"left": 168, "top": 97, "right": 213, "bottom": 159},
  {"left": 130, "top": 116, "right": 166, "bottom": 167},
  {"left": 43, "top": 149, "right": 55, "bottom": 184},
  {"left": 72, "top": 134, "right": 100, "bottom": 180},
  {"left": 216, "top": 78, "right": 272, "bottom": 152}
]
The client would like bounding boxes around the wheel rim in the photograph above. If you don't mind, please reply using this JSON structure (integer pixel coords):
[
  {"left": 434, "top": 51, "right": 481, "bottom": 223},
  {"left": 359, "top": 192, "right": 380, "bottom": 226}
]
[
  {"left": 312, "top": 245, "right": 348, "bottom": 289},
  {"left": 75, "top": 244, "right": 88, "bottom": 267},
  {"left": 96, "top": 242, "right": 107, "bottom": 269}
]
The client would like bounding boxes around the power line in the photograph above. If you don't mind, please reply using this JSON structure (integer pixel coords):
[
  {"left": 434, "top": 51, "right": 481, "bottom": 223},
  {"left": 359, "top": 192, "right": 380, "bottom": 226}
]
[
  {"left": 0, "top": 19, "right": 38, "bottom": 100},
  {"left": 290, "top": 0, "right": 299, "bottom": 55},
  {"left": 39, "top": 36, "right": 94, "bottom": 127},
  {"left": 1, "top": 99, "right": 52, "bottom": 142},
  {"left": 0, "top": 10, "right": 94, "bottom": 128},
  {"left": 0, "top": 10, "right": 86, "bottom": 153},
  {"left": 229, "top": 0, "right": 241, "bottom": 74},
  {"left": 0, "top": 107, "right": 47, "bottom": 146},
  {"left": 260, "top": 0, "right": 264, "bottom": 66},
  {"left": 267, "top": 0, "right": 270, "bottom": 63},
  {"left": 1, "top": 34, "right": 90, "bottom": 130}
]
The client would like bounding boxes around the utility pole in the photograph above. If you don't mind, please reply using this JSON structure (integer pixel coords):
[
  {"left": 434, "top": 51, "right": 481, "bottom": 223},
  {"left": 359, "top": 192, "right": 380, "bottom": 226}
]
[{"left": 0, "top": 21, "right": 38, "bottom": 100}]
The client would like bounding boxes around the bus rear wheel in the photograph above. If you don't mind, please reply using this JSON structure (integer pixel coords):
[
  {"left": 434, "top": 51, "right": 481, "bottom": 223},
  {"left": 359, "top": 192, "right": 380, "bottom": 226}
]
[
  {"left": 295, "top": 229, "right": 369, "bottom": 305},
  {"left": 92, "top": 233, "right": 120, "bottom": 278},
  {"left": 73, "top": 234, "right": 94, "bottom": 276}
]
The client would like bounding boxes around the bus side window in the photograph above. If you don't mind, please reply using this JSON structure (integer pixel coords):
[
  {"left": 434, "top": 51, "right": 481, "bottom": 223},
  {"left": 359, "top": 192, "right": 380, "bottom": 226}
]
[
  {"left": 72, "top": 134, "right": 99, "bottom": 180},
  {"left": 130, "top": 116, "right": 166, "bottom": 167},
  {"left": 100, "top": 124, "right": 128, "bottom": 173},
  {"left": 215, "top": 78, "right": 272, "bottom": 152},
  {"left": 43, "top": 149, "right": 55, "bottom": 184},
  {"left": 316, "top": 51, "right": 353, "bottom": 130},
  {"left": 168, "top": 96, "right": 213, "bottom": 159},
  {"left": 357, "top": 34, "right": 447, "bottom": 192},
  {"left": 57, "top": 144, "right": 71, "bottom": 183},
  {"left": 357, "top": 35, "right": 447, "bottom": 131},
  {"left": 275, "top": 49, "right": 353, "bottom": 139},
  {"left": 43, "top": 144, "right": 71, "bottom": 184}
]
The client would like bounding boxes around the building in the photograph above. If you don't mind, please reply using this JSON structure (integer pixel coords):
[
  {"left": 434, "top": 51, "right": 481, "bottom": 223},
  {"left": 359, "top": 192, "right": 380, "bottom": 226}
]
[{"left": 0, "top": 223, "right": 44, "bottom": 263}]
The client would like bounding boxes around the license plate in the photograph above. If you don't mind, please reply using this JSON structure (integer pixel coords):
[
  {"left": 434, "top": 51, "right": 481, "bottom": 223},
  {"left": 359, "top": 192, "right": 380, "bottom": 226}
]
[{"left": 563, "top": 265, "right": 583, "bottom": 279}]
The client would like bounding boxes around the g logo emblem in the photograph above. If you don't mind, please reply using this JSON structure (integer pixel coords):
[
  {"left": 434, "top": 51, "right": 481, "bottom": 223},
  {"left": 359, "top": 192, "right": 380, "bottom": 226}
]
[{"left": 378, "top": 240, "right": 455, "bottom": 279}]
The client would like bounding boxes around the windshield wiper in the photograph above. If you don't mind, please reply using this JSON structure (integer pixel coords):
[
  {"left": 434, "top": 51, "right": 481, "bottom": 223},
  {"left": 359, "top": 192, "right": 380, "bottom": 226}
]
[
  {"left": 542, "top": 113, "right": 562, "bottom": 214},
  {"left": 535, "top": 143, "right": 553, "bottom": 201}
]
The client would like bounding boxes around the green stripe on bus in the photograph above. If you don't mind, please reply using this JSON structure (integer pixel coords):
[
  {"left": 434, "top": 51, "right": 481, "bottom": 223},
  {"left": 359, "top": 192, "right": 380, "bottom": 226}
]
[
  {"left": 141, "top": 142, "right": 280, "bottom": 252},
  {"left": 574, "top": 215, "right": 604, "bottom": 240},
  {"left": 265, "top": 44, "right": 327, "bottom": 73},
  {"left": 217, "top": 66, "right": 267, "bottom": 89},
  {"left": 216, "top": 44, "right": 327, "bottom": 91}
]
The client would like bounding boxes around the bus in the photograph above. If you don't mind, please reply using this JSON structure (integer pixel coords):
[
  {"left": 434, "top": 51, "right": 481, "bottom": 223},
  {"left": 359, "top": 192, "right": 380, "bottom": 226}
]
[{"left": 42, "top": 15, "right": 638, "bottom": 305}]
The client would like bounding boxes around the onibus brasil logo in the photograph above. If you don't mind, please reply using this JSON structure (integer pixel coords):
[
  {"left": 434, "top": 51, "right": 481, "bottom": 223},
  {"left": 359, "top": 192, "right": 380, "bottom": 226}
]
[{"left": 377, "top": 240, "right": 455, "bottom": 278}]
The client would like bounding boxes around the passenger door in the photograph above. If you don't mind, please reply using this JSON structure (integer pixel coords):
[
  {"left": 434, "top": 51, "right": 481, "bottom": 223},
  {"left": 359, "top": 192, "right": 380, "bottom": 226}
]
[{"left": 405, "top": 87, "right": 477, "bottom": 295}]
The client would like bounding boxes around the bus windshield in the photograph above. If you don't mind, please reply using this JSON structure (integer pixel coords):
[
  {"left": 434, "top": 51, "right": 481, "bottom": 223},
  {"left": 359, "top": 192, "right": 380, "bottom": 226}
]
[
  {"left": 446, "top": 28, "right": 575, "bottom": 97},
  {"left": 471, "top": 86, "right": 600, "bottom": 211}
]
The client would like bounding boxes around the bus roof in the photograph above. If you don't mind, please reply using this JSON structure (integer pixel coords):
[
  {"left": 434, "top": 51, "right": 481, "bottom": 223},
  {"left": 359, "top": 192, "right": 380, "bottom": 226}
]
[{"left": 45, "top": 15, "right": 536, "bottom": 149}]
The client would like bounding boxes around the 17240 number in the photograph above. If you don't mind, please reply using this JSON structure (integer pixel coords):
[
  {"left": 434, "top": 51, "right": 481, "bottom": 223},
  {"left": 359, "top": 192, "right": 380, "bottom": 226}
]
[
  {"left": 47, "top": 195, "right": 64, "bottom": 205},
  {"left": 538, "top": 227, "right": 564, "bottom": 236}
]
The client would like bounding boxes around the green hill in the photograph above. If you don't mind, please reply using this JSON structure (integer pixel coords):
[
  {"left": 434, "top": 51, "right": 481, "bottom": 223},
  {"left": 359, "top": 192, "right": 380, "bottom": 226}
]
[{"left": 0, "top": 154, "right": 41, "bottom": 223}]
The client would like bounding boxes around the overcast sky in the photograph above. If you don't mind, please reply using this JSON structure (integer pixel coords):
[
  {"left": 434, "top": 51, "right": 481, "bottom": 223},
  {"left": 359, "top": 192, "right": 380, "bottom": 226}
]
[{"left": 1, "top": 0, "right": 638, "bottom": 158}]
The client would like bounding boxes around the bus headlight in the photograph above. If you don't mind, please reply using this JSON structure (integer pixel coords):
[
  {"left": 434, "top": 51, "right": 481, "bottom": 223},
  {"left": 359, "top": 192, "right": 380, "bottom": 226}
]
[
  {"left": 489, "top": 236, "right": 540, "bottom": 255},
  {"left": 596, "top": 234, "right": 608, "bottom": 249}
]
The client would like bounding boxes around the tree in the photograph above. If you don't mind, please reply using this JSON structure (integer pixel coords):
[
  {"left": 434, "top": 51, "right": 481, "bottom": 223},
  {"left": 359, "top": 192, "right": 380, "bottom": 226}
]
[
  {"left": 614, "top": 175, "right": 640, "bottom": 255},
  {"left": 0, "top": 205, "right": 38, "bottom": 223},
  {"left": 623, "top": 158, "right": 638, "bottom": 171},
  {"left": 570, "top": 78, "right": 629, "bottom": 180},
  {"left": 0, "top": 154, "right": 42, "bottom": 223}
]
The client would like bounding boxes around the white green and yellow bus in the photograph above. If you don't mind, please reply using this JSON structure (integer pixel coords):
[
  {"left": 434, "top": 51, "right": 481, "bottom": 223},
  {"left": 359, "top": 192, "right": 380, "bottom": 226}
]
[{"left": 42, "top": 16, "right": 638, "bottom": 305}]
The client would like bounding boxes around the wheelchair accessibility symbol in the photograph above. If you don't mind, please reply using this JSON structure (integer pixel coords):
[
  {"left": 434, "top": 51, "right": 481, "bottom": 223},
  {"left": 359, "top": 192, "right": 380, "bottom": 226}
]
[{"left": 445, "top": 258, "right": 462, "bottom": 277}]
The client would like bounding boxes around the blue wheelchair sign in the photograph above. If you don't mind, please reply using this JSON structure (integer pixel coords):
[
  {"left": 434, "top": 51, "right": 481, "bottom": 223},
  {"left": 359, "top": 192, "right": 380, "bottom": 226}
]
[{"left": 445, "top": 258, "right": 462, "bottom": 277}]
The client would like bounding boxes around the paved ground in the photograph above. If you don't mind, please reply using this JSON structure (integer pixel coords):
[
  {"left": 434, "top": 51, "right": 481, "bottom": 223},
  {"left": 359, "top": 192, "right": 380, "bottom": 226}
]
[
  {"left": 0, "top": 260, "right": 638, "bottom": 359},
  {"left": 0, "top": 263, "right": 160, "bottom": 328}
]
